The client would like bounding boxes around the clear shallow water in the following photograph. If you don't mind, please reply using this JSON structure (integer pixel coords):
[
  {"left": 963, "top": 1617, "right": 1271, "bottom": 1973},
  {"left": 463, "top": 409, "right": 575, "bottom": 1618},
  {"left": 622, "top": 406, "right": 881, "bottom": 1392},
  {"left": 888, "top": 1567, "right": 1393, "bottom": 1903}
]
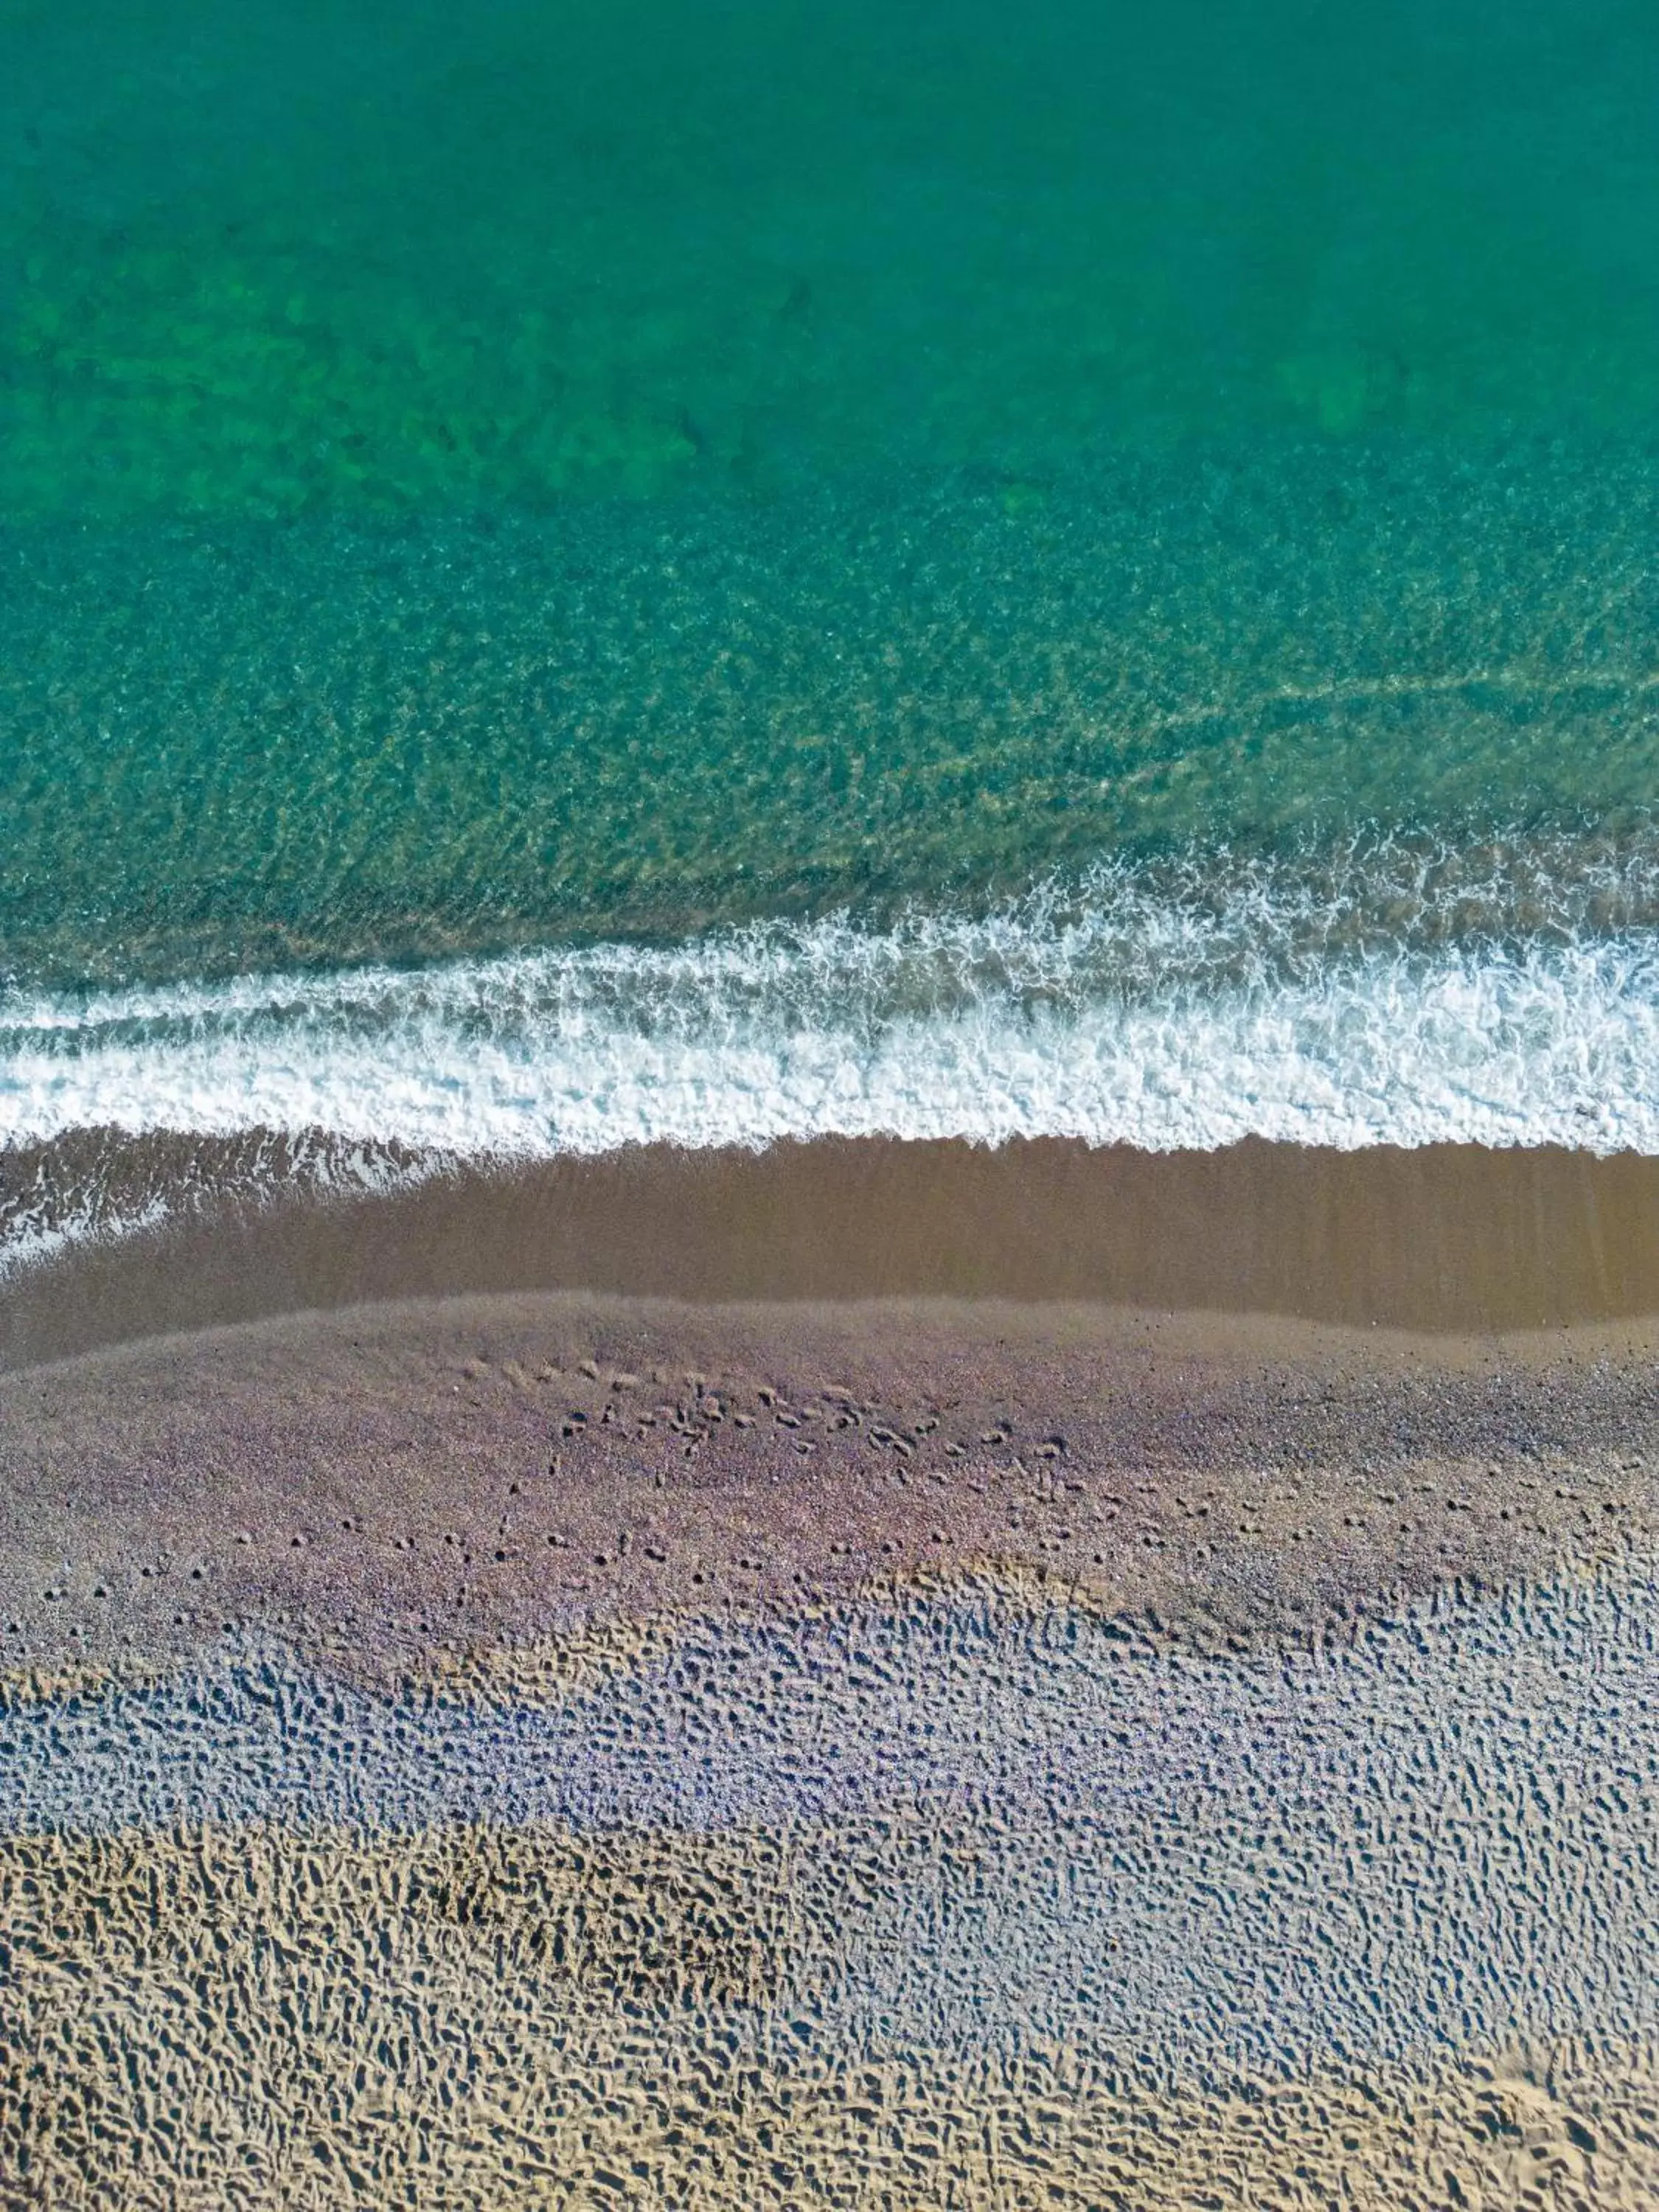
[{"left": 3, "top": 0, "right": 1659, "bottom": 1185}]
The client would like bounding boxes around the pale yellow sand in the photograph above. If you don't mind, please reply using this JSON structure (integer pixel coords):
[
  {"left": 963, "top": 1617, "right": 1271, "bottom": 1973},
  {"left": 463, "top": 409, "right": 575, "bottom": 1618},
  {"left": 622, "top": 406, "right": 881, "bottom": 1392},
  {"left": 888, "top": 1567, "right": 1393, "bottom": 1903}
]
[{"left": 4, "top": 1816, "right": 1654, "bottom": 2210}]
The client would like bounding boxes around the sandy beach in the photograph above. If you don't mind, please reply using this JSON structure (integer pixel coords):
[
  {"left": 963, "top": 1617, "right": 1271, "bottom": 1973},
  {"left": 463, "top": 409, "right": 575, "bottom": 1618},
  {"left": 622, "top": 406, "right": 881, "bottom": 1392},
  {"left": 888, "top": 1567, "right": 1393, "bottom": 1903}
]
[
  {"left": 4, "top": 1265, "right": 1659, "bottom": 2205},
  {"left": 6, "top": 1286, "right": 1659, "bottom": 1681}
]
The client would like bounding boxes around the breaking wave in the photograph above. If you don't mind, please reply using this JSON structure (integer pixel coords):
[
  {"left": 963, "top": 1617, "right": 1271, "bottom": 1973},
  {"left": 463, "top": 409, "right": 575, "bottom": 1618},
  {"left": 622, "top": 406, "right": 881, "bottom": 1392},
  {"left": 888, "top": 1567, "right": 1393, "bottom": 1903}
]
[{"left": 4, "top": 831, "right": 1659, "bottom": 1269}]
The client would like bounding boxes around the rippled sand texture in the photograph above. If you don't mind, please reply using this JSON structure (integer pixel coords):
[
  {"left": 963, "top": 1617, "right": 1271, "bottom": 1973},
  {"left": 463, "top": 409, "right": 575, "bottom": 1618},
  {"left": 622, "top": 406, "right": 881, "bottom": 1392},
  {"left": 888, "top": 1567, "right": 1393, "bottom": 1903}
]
[
  {"left": 4, "top": 1561, "right": 1659, "bottom": 2208},
  {"left": 7, "top": 1299, "right": 1659, "bottom": 2206}
]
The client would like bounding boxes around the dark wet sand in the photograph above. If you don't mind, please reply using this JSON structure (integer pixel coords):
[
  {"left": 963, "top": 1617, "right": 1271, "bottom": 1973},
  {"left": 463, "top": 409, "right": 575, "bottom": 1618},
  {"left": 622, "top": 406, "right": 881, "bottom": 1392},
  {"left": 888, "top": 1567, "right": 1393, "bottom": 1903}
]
[{"left": 10, "top": 1132, "right": 1659, "bottom": 1371}]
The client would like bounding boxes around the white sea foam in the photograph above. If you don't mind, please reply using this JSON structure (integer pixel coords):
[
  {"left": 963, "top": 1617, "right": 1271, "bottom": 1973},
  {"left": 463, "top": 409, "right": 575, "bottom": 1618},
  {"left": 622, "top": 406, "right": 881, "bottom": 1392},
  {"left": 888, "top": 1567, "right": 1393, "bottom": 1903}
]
[{"left": 4, "top": 855, "right": 1659, "bottom": 1162}]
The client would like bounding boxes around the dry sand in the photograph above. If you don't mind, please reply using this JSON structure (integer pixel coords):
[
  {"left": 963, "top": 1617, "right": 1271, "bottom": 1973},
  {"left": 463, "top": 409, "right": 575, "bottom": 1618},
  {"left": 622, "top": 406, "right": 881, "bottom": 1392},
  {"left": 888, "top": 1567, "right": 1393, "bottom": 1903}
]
[
  {"left": 4, "top": 1284, "right": 1659, "bottom": 2206},
  {"left": 6, "top": 1812, "right": 1657, "bottom": 2208},
  {"left": 4, "top": 1292, "right": 1659, "bottom": 1679}
]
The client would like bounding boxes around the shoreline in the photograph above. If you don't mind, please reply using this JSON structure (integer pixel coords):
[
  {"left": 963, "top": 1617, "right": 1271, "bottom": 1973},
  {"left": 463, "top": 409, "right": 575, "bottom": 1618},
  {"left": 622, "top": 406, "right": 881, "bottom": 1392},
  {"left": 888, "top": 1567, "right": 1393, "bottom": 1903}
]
[{"left": 9, "top": 1132, "right": 1659, "bottom": 1371}]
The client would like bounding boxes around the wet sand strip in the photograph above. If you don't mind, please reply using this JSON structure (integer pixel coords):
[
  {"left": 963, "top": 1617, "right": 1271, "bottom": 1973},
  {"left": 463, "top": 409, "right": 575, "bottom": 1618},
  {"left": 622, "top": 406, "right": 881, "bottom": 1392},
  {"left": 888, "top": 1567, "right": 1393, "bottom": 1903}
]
[{"left": 7, "top": 1133, "right": 1659, "bottom": 1370}]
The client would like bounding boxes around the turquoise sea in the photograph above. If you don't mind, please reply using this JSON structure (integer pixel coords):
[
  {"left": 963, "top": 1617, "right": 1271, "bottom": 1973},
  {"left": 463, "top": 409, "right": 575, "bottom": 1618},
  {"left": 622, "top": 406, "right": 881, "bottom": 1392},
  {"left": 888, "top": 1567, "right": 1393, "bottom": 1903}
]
[{"left": 4, "top": 0, "right": 1659, "bottom": 1253}]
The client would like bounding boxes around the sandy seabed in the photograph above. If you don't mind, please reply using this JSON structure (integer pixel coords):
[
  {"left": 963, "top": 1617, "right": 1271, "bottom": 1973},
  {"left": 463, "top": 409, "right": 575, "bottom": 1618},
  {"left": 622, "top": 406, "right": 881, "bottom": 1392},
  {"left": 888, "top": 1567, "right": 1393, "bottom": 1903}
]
[{"left": 4, "top": 1149, "right": 1659, "bottom": 2206}]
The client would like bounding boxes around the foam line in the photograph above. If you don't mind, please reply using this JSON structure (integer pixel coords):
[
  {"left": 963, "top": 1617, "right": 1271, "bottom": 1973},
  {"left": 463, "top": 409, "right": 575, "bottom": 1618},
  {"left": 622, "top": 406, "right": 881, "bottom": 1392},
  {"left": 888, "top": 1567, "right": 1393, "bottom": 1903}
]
[{"left": 4, "top": 846, "right": 1659, "bottom": 1162}]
